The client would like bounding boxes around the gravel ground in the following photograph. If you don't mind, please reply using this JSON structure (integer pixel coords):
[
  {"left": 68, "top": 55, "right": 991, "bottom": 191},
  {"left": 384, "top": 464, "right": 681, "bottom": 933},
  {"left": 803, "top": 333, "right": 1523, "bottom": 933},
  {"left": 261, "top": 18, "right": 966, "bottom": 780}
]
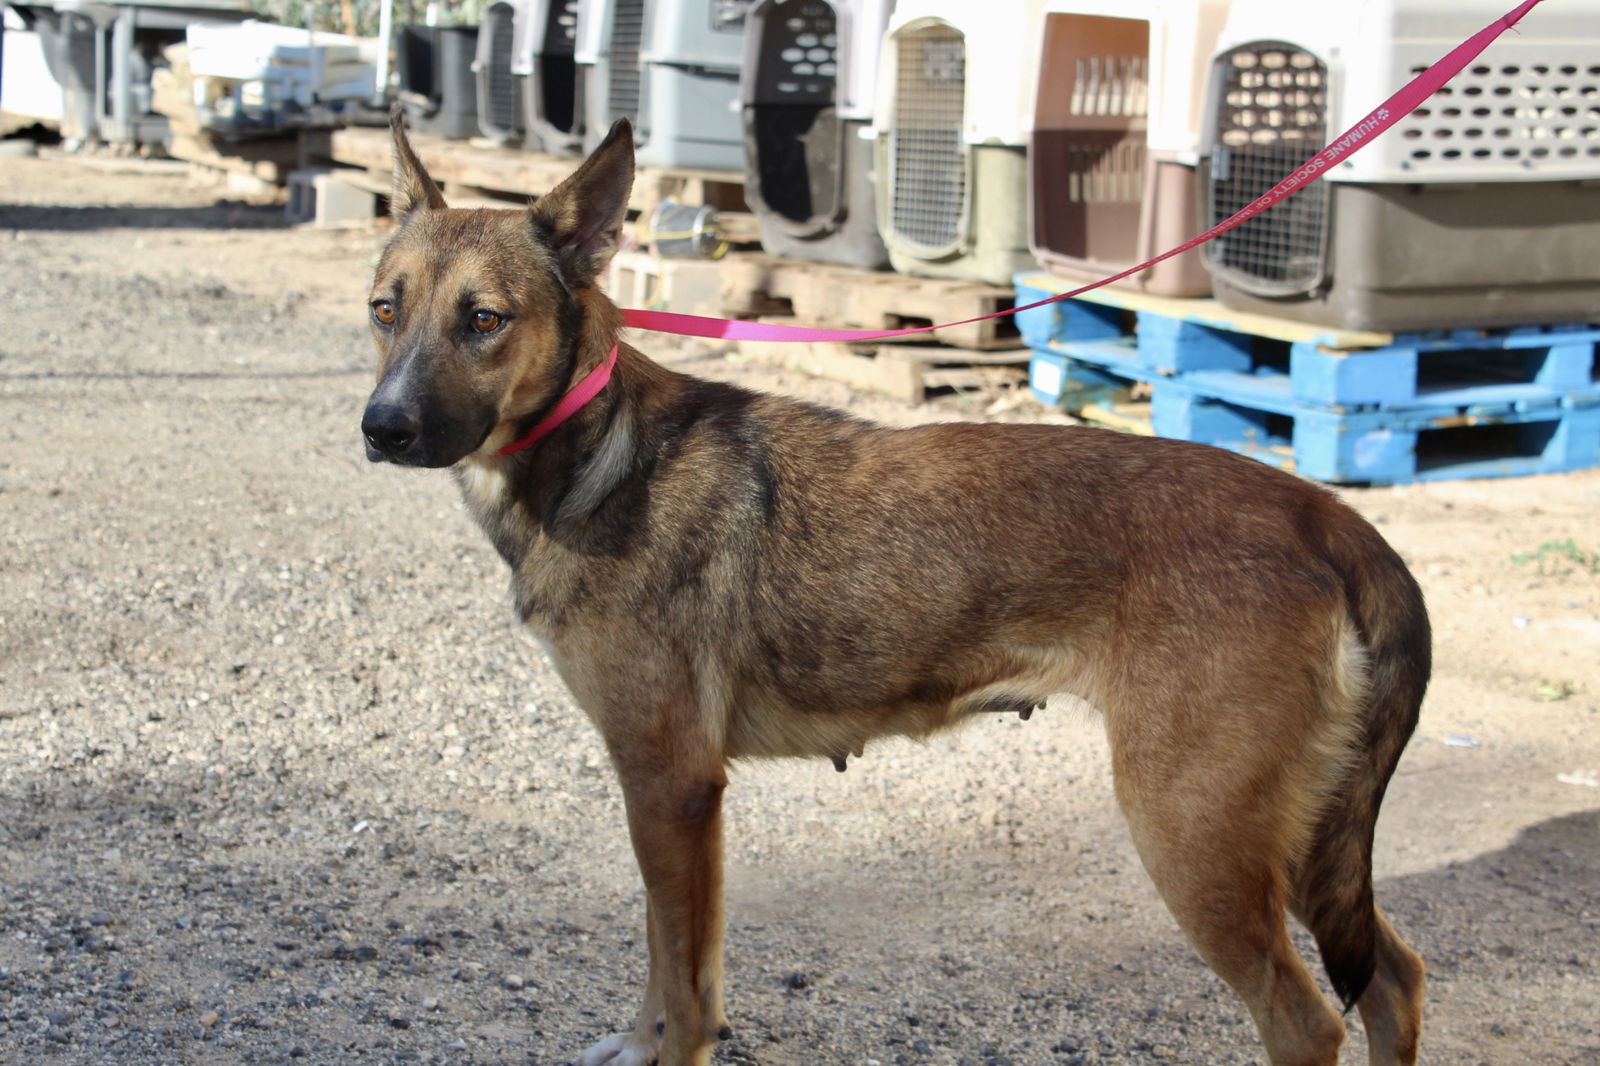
[{"left": 1, "top": 150, "right": 1597, "bottom": 1066}]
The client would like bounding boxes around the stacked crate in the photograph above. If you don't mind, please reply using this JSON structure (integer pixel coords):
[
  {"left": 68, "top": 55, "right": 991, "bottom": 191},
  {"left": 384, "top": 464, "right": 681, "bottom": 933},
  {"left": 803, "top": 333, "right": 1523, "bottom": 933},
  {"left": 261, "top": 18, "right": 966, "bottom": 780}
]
[{"left": 1013, "top": 0, "right": 1600, "bottom": 483}]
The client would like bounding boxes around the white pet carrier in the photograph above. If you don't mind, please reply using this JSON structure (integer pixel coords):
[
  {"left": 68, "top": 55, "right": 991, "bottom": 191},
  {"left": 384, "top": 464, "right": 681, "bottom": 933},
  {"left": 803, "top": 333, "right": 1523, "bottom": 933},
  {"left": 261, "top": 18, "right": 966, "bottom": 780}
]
[
  {"left": 871, "top": 0, "right": 1049, "bottom": 285},
  {"left": 518, "top": 0, "right": 582, "bottom": 154},
  {"left": 1200, "top": 0, "right": 1600, "bottom": 331},
  {"left": 577, "top": 0, "right": 754, "bottom": 170},
  {"left": 1028, "top": 0, "right": 1229, "bottom": 296},
  {"left": 475, "top": 0, "right": 529, "bottom": 144},
  {"left": 741, "top": 0, "right": 896, "bottom": 268}
]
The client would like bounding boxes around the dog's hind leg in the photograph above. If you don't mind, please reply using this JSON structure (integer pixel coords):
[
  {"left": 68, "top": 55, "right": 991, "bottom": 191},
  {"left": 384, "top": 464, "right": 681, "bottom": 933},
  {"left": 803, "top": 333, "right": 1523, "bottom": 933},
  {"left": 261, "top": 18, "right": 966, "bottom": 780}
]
[
  {"left": 1287, "top": 812, "right": 1424, "bottom": 1066},
  {"left": 1105, "top": 697, "right": 1347, "bottom": 1065},
  {"left": 1318, "top": 906, "right": 1422, "bottom": 1066}
]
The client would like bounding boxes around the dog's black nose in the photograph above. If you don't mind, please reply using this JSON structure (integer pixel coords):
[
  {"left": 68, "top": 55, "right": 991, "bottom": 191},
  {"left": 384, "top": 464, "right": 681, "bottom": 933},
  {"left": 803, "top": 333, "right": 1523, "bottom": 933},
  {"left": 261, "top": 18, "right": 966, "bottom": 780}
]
[{"left": 362, "top": 403, "right": 421, "bottom": 460}]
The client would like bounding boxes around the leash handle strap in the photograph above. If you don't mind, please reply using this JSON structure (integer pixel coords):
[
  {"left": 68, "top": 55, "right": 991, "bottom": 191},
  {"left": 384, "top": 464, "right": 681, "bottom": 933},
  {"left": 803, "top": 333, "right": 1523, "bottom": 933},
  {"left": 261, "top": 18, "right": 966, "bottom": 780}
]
[
  {"left": 495, "top": 343, "right": 620, "bottom": 456},
  {"left": 619, "top": 0, "right": 1545, "bottom": 343}
]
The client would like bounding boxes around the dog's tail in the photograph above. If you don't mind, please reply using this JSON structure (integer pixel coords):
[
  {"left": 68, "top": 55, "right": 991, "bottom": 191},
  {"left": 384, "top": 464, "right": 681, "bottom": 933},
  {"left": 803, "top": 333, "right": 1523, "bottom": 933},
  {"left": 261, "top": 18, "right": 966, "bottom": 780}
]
[{"left": 1294, "top": 516, "right": 1431, "bottom": 1011}]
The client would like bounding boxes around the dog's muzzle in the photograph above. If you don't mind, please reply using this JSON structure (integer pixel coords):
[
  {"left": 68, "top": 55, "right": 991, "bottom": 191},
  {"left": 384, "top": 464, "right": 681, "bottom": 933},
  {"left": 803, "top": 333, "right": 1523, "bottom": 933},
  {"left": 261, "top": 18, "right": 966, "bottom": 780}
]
[
  {"left": 361, "top": 392, "right": 496, "bottom": 468},
  {"left": 362, "top": 400, "right": 422, "bottom": 463}
]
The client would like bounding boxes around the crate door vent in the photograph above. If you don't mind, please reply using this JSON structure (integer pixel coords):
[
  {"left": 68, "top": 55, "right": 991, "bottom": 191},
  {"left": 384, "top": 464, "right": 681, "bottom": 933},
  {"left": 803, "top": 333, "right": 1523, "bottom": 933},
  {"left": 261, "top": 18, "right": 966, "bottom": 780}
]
[
  {"left": 888, "top": 23, "right": 968, "bottom": 254},
  {"left": 1204, "top": 41, "right": 1329, "bottom": 295}
]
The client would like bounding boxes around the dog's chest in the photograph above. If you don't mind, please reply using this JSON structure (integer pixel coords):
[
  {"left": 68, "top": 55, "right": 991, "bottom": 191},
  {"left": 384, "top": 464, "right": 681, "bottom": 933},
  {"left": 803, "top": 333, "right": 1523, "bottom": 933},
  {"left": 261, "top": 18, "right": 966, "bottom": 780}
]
[
  {"left": 457, "top": 461, "right": 510, "bottom": 520},
  {"left": 455, "top": 461, "right": 536, "bottom": 569},
  {"left": 453, "top": 461, "right": 590, "bottom": 634}
]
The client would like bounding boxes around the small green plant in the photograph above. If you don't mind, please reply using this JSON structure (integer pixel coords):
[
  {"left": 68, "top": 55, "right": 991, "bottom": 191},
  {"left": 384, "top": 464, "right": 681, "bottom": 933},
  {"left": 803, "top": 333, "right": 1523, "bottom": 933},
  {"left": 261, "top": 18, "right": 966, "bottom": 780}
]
[
  {"left": 1510, "top": 538, "right": 1600, "bottom": 577},
  {"left": 1535, "top": 680, "right": 1576, "bottom": 702}
]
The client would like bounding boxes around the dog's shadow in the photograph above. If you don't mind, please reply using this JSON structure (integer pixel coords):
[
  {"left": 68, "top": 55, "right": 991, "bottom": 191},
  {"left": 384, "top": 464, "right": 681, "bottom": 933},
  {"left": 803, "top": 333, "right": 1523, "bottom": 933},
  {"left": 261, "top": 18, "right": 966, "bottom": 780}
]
[
  {"left": 1366, "top": 807, "right": 1600, "bottom": 1055},
  {"left": 716, "top": 803, "right": 1600, "bottom": 1062}
]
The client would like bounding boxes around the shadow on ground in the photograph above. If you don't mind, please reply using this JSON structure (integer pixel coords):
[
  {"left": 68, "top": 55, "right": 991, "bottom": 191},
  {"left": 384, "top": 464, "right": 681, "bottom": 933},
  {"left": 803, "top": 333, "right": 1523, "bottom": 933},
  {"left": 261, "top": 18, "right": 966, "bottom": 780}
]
[
  {"left": 1, "top": 755, "right": 1595, "bottom": 1064},
  {"left": 0, "top": 202, "right": 288, "bottom": 233}
]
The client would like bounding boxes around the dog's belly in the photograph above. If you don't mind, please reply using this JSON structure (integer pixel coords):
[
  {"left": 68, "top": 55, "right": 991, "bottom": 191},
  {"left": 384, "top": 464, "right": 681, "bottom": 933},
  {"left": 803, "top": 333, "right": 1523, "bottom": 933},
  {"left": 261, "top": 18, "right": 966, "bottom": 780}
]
[{"left": 722, "top": 641, "right": 1103, "bottom": 763}]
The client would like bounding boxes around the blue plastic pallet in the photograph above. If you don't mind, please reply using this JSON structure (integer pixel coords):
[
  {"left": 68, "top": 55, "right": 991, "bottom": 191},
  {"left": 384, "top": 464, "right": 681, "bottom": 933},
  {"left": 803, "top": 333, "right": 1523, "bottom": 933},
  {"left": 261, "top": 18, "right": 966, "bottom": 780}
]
[
  {"left": 1157, "top": 381, "right": 1600, "bottom": 485},
  {"left": 1029, "top": 347, "right": 1600, "bottom": 484},
  {"left": 1014, "top": 273, "right": 1600, "bottom": 413},
  {"left": 1016, "top": 273, "right": 1600, "bottom": 484}
]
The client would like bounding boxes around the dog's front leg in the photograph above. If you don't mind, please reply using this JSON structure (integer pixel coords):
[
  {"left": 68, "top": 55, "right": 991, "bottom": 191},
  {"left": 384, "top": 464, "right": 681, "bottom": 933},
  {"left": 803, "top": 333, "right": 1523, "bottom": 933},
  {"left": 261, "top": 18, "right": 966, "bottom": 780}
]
[
  {"left": 574, "top": 917, "right": 664, "bottom": 1066},
  {"left": 578, "top": 740, "right": 729, "bottom": 1066}
]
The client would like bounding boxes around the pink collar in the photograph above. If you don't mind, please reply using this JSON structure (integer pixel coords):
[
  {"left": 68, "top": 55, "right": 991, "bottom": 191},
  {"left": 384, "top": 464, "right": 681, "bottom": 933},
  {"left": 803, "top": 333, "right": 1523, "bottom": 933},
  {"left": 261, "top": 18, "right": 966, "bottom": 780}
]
[{"left": 495, "top": 343, "right": 619, "bottom": 457}]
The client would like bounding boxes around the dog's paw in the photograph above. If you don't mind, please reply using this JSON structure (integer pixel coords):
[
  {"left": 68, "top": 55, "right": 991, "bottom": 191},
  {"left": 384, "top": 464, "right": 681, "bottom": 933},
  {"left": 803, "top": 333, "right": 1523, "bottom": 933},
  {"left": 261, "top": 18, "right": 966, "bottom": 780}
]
[{"left": 574, "top": 1031, "right": 660, "bottom": 1066}]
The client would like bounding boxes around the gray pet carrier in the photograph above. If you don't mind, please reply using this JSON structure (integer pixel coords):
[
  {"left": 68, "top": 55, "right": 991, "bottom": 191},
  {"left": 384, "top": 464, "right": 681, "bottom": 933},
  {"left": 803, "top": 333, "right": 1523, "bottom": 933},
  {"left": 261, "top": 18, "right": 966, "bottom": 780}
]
[
  {"left": 520, "top": 0, "right": 582, "bottom": 154},
  {"left": 475, "top": 0, "right": 528, "bottom": 144},
  {"left": 740, "top": 0, "right": 895, "bottom": 269},
  {"left": 399, "top": 24, "right": 482, "bottom": 139},
  {"left": 577, "top": 0, "right": 753, "bottom": 170}
]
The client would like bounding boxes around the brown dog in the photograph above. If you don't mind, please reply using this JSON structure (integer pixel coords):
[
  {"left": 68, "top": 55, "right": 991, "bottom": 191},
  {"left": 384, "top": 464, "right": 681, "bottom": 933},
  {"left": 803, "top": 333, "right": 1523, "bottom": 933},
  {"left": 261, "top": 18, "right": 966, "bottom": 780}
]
[{"left": 361, "top": 113, "right": 1429, "bottom": 1066}]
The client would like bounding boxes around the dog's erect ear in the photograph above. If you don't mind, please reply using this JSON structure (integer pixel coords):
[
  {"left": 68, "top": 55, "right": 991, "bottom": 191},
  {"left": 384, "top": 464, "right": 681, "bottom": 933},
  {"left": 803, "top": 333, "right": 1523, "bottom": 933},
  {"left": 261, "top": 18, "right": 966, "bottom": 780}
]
[
  {"left": 389, "top": 105, "right": 448, "bottom": 218},
  {"left": 529, "top": 119, "right": 635, "bottom": 287}
]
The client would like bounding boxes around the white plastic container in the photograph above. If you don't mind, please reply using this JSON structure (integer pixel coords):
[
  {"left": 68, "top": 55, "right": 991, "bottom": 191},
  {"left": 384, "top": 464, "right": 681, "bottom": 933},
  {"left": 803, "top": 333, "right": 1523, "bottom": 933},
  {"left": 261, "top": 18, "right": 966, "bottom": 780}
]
[
  {"left": 870, "top": 0, "right": 1049, "bottom": 284},
  {"left": 1224, "top": 0, "right": 1600, "bottom": 184},
  {"left": 2, "top": 10, "right": 66, "bottom": 126},
  {"left": 1200, "top": 0, "right": 1600, "bottom": 330}
]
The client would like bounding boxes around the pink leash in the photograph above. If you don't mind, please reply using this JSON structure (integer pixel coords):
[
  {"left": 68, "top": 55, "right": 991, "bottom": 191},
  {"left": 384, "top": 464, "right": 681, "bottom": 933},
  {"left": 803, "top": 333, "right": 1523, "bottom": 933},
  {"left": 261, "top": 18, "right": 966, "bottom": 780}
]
[{"left": 502, "top": 0, "right": 1545, "bottom": 452}]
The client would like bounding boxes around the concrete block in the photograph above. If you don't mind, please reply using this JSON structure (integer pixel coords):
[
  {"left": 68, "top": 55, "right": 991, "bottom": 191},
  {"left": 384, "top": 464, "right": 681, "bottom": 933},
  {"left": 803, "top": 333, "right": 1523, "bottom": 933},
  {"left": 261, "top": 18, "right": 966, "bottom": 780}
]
[{"left": 286, "top": 167, "right": 376, "bottom": 228}]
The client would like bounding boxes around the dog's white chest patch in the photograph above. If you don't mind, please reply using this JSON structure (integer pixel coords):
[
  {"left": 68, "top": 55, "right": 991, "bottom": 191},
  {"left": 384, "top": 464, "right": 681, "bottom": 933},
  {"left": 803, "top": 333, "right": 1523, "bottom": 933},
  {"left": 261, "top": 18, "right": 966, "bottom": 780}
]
[{"left": 458, "top": 461, "right": 510, "bottom": 513}]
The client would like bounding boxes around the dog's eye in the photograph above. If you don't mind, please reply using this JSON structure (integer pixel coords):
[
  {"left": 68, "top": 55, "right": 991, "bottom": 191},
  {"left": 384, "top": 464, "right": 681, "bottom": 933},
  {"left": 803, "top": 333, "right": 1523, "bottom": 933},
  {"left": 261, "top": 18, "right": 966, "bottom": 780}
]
[
  {"left": 471, "top": 310, "right": 504, "bottom": 334},
  {"left": 371, "top": 300, "right": 396, "bottom": 327}
]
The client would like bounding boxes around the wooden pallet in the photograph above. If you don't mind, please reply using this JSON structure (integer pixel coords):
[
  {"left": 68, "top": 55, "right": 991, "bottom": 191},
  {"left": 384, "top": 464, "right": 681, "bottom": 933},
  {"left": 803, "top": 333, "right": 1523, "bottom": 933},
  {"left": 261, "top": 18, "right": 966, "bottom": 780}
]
[
  {"left": 736, "top": 325, "right": 1028, "bottom": 404},
  {"left": 302, "top": 126, "right": 759, "bottom": 242},
  {"left": 607, "top": 250, "right": 726, "bottom": 318},
  {"left": 1031, "top": 352, "right": 1600, "bottom": 484},
  {"left": 721, "top": 254, "right": 1022, "bottom": 352},
  {"left": 165, "top": 129, "right": 302, "bottom": 187}
]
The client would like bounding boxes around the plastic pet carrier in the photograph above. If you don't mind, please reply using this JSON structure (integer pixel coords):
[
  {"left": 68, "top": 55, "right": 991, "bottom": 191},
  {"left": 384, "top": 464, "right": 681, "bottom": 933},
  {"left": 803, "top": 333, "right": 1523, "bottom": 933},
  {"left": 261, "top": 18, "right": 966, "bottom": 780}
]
[
  {"left": 26, "top": 1, "right": 249, "bottom": 147},
  {"left": 1028, "top": 0, "right": 1228, "bottom": 297},
  {"left": 577, "top": 0, "right": 753, "bottom": 170},
  {"left": 24, "top": 7, "right": 99, "bottom": 143},
  {"left": 398, "top": 24, "right": 481, "bottom": 139},
  {"left": 1200, "top": 0, "right": 1600, "bottom": 332},
  {"left": 520, "top": 0, "right": 582, "bottom": 153},
  {"left": 574, "top": 0, "right": 646, "bottom": 152},
  {"left": 872, "top": 0, "right": 1047, "bottom": 285},
  {"left": 475, "top": 0, "right": 528, "bottom": 144},
  {"left": 740, "top": 0, "right": 896, "bottom": 269}
]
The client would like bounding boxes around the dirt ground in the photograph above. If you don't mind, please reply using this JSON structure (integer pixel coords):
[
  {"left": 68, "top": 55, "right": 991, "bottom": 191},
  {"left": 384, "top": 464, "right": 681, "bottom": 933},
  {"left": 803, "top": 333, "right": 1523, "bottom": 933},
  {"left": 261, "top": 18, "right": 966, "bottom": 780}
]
[{"left": 0, "top": 149, "right": 1596, "bottom": 1066}]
